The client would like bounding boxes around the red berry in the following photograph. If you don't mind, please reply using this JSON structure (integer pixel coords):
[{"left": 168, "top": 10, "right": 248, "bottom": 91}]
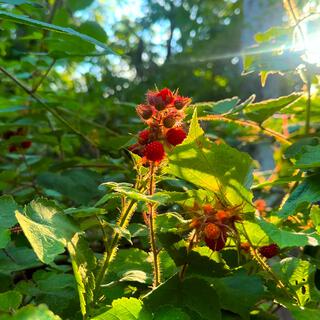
[
  {"left": 205, "top": 231, "right": 227, "bottom": 251},
  {"left": 204, "top": 223, "right": 221, "bottom": 240},
  {"left": 216, "top": 210, "right": 230, "bottom": 223},
  {"left": 147, "top": 88, "right": 174, "bottom": 111},
  {"left": 174, "top": 95, "right": 191, "bottom": 110},
  {"left": 144, "top": 141, "right": 165, "bottom": 162},
  {"left": 166, "top": 127, "right": 187, "bottom": 146},
  {"left": 8, "top": 145, "right": 17, "bottom": 153},
  {"left": 21, "top": 140, "right": 32, "bottom": 149},
  {"left": 3, "top": 130, "right": 16, "bottom": 140},
  {"left": 258, "top": 243, "right": 279, "bottom": 259},
  {"left": 254, "top": 199, "right": 267, "bottom": 212},
  {"left": 138, "top": 129, "right": 151, "bottom": 145}
]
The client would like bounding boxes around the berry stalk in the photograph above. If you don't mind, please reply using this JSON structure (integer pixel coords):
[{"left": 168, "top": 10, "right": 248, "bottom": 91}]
[{"left": 147, "top": 162, "right": 161, "bottom": 288}]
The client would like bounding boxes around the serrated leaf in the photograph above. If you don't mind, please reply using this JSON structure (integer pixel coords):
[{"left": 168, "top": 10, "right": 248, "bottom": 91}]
[
  {"left": 67, "top": 233, "right": 96, "bottom": 318},
  {"left": 166, "top": 109, "right": 254, "bottom": 209},
  {"left": 257, "top": 218, "right": 320, "bottom": 248},
  {"left": 15, "top": 199, "right": 80, "bottom": 264},
  {"left": 0, "top": 11, "right": 114, "bottom": 54},
  {"left": 243, "top": 93, "right": 302, "bottom": 123},
  {"left": 144, "top": 275, "right": 221, "bottom": 320},
  {"left": 279, "top": 175, "right": 320, "bottom": 218},
  {"left": 91, "top": 297, "right": 152, "bottom": 320},
  {"left": 0, "top": 195, "right": 20, "bottom": 229}
]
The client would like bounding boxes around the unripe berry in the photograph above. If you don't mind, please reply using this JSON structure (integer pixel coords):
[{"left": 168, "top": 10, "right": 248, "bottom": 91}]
[
  {"left": 174, "top": 96, "right": 191, "bottom": 110},
  {"left": 216, "top": 210, "right": 230, "bottom": 223},
  {"left": 203, "top": 203, "right": 214, "bottom": 215},
  {"left": 240, "top": 242, "right": 250, "bottom": 253},
  {"left": 163, "top": 116, "right": 176, "bottom": 128},
  {"left": 166, "top": 127, "right": 187, "bottom": 146},
  {"left": 144, "top": 141, "right": 165, "bottom": 162},
  {"left": 136, "top": 104, "right": 154, "bottom": 120},
  {"left": 8, "top": 145, "right": 17, "bottom": 153}
]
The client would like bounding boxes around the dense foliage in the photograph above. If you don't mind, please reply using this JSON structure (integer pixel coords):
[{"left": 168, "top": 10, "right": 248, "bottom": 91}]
[{"left": 0, "top": 0, "right": 320, "bottom": 319}]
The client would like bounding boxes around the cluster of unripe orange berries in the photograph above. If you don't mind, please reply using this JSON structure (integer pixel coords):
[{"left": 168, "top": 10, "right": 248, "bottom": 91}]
[{"left": 129, "top": 88, "right": 191, "bottom": 163}]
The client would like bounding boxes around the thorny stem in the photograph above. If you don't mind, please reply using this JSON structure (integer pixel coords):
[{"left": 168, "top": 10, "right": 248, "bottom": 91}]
[
  {"left": 148, "top": 162, "right": 161, "bottom": 288},
  {"left": 179, "top": 229, "right": 198, "bottom": 281},
  {"left": 241, "top": 223, "right": 300, "bottom": 304},
  {"left": 198, "top": 115, "right": 291, "bottom": 145}
]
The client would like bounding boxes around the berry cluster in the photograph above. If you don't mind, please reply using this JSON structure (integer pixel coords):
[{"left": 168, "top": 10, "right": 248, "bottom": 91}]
[
  {"left": 129, "top": 88, "right": 191, "bottom": 163},
  {"left": 190, "top": 202, "right": 243, "bottom": 252},
  {"left": 2, "top": 128, "right": 32, "bottom": 153}
]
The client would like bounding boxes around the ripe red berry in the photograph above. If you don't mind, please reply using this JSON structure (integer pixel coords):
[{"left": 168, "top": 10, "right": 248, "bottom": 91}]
[
  {"left": 166, "top": 127, "right": 187, "bottom": 146},
  {"left": 8, "top": 145, "right": 17, "bottom": 153},
  {"left": 147, "top": 88, "right": 174, "bottom": 111},
  {"left": 258, "top": 243, "right": 279, "bottom": 259},
  {"left": 205, "top": 231, "right": 227, "bottom": 251},
  {"left": 21, "top": 140, "right": 32, "bottom": 149},
  {"left": 204, "top": 223, "right": 221, "bottom": 240},
  {"left": 3, "top": 130, "right": 16, "bottom": 140},
  {"left": 144, "top": 141, "right": 165, "bottom": 162},
  {"left": 138, "top": 129, "right": 151, "bottom": 145}
]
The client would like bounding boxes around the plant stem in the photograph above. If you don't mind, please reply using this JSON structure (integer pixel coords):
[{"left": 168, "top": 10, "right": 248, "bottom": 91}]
[
  {"left": 148, "top": 162, "right": 161, "bottom": 288},
  {"left": 94, "top": 199, "right": 137, "bottom": 302},
  {"left": 0, "top": 66, "right": 96, "bottom": 147},
  {"left": 305, "top": 74, "right": 312, "bottom": 135}
]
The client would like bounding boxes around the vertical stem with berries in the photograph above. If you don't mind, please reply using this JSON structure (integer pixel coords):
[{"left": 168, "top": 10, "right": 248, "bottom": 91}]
[{"left": 147, "top": 162, "right": 161, "bottom": 288}]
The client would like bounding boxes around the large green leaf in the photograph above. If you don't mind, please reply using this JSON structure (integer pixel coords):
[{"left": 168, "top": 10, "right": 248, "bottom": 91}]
[
  {"left": 0, "top": 11, "right": 114, "bottom": 54},
  {"left": 272, "top": 257, "right": 315, "bottom": 306},
  {"left": 294, "top": 145, "right": 320, "bottom": 169},
  {"left": 67, "top": 233, "right": 96, "bottom": 318},
  {"left": 144, "top": 275, "right": 221, "bottom": 320},
  {"left": 0, "top": 290, "right": 22, "bottom": 312},
  {"left": 91, "top": 297, "right": 152, "bottom": 320},
  {"left": 15, "top": 199, "right": 80, "bottom": 264},
  {"left": 243, "top": 93, "right": 302, "bottom": 123},
  {"left": 0, "top": 304, "right": 61, "bottom": 320},
  {"left": 279, "top": 175, "right": 320, "bottom": 218},
  {"left": 211, "top": 274, "right": 265, "bottom": 319},
  {"left": 257, "top": 218, "right": 320, "bottom": 248},
  {"left": 166, "top": 109, "right": 254, "bottom": 209},
  {"left": 0, "top": 229, "right": 10, "bottom": 249},
  {"left": 154, "top": 306, "right": 190, "bottom": 320}
]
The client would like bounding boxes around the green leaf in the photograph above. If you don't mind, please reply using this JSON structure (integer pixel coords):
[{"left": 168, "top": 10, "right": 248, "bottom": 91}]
[
  {"left": 166, "top": 109, "right": 254, "bottom": 209},
  {"left": 0, "top": 228, "right": 10, "bottom": 249},
  {"left": 0, "top": 11, "right": 114, "bottom": 54},
  {"left": 0, "top": 195, "right": 19, "bottom": 228},
  {"left": 0, "top": 290, "right": 22, "bottom": 312},
  {"left": 0, "top": 0, "right": 42, "bottom": 7},
  {"left": 294, "top": 145, "right": 320, "bottom": 169},
  {"left": 66, "top": 0, "right": 94, "bottom": 11},
  {"left": 91, "top": 297, "right": 152, "bottom": 320},
  {"left": 15, "top": 198, "right": 80, "bottom": 264},
  {"left": 279, "top": 175, "right": 320, "bottom": 218},
  {"left": 154, "top": 306, "right": 191, "bottom": 320},
  {"left": 284, "top": 137, "right": 320, "bottom": 159},
  {"left": 0, "top": 304, "right": 61, "bottom": 320},
  {"left": 288, "top": 306, "right": 320, "bottom": 320},
  {"left": 254, "top": 26, "right": 293, "bottom": 43},
  {"left": 272, "top": 257, "right": 315, "bottom": 306},
  {"left": 243, "top": 93, "right": 302, "bottom": 123},
  {"left": 156, "top": 213, "right": 188, "bottom": 234},
  {"left": 67, "top": 233, "right": 96, "bottom": 318},
  {"left": 108, "top": 248, "right": 152, "bottom": 285},
  {"left": 144, "top": 275, "right": 221, "bottom": 320},
  {"left": 257, "top": 218, "right": 320, "bottom": 248},
  {"left": 212, "top": 274, "right": 265, "bottom": 319}
]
